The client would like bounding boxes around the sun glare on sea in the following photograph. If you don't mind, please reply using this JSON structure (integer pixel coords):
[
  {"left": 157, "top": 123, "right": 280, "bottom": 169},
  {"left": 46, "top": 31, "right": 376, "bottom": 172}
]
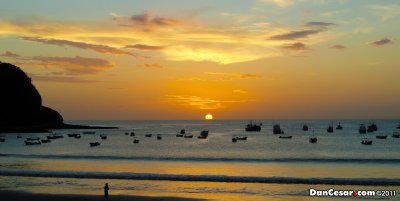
[{"left": 205, "top": 114, "right": 213, "bottom": 120}]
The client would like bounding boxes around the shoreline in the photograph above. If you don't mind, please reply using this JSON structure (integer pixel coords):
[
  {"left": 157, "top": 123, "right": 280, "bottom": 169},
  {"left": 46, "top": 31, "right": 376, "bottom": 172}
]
[
  {"left": 0, "top": 123, "right": 117, "bottom": 133},
  {"left": 0, "top": 190, "right": 206, "bottom": 201}
]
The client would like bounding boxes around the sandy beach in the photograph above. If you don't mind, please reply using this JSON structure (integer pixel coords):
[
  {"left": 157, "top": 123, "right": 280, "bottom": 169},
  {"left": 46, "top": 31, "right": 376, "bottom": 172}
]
[{"left": 0, "top": 190, "right": 205, "bottom": 201}]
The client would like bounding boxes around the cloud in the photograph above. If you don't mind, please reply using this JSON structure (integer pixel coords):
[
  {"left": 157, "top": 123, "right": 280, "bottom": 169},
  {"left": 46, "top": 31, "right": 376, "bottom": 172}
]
[
  {"left": 31, "top": 56, "right": 113, "bottom": 75},
  {"left": 321, "top": 9, "right": 350, "bottom": 17},
  {"left": 268, "top": 29, "right": 323, "bottom": 40},
  {"left": 369, "top": 38, "right": 393, "bottom": 47},
  {"left": 164, "top": 45, "right": 281, "bottom": 64},
  {"left": 233, "top": 89, "right": 248, "bottom": 94},
  {"left": 282, "top": 42, "right": 309, "bottom": 51},
  {"left": 29, "top": 73, "right": 102, "bottom": 83},
  {"left": 139, "top": 63, "right": 163, "bottom": 68},
  {"left": 205, "top": 72, "right": 262, "bottom": 79},
  {"left": 259, "top": 0, "right": 295, "bottom": 7},
  {"left": 305, "top": 22, "right": 336, "bottom": 27},
  {"left": 162, "top": 95, "right": 255, "bottom": 110},
  {"left": 268, "top": 21, "right": 335, "bottom": 41},
  {"left": 329, "top": 44, "right": 346, "bottom": 50},
  {"left": 0, "top": 51, "right": 20, "bottom": 57},
  {"left": 21, "top": 37, "right": 142, "bottom": 57},
  {"left": 112, "top": 11, "right": 186, "bottom": 31},
  {"left": 367, "top": 4, "right": 400, "bottom": 21},
  {"left": 173, "top": 77, "right": 207, "bottom": 82},
  {"left": 353, "top": 27, "right": 374, "bottom": 34},
  {"left": 125, "top": 44, "right": 165, "bottom": 50}
]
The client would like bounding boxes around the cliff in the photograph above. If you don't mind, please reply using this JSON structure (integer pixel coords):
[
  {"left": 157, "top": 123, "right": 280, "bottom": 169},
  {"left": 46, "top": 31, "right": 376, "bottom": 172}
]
[{"left": 0, "top": 62, "right": 115, "bottom": 132}]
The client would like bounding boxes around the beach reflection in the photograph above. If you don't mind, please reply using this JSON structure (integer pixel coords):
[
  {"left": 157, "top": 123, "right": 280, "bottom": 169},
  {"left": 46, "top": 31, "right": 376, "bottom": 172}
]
[{"left": 4, "top": 157, "right": 400, "bottom": 179}]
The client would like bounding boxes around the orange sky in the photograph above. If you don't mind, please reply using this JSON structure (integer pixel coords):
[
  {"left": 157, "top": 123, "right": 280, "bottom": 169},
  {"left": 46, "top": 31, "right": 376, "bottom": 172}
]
[{"left": 0, "top": 0, "right": 399, "bottom": 120}]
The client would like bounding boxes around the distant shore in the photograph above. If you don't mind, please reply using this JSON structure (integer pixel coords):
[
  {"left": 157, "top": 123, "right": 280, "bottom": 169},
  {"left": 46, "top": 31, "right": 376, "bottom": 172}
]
[
  {"left": 0, "top": 123, "right": 117, "bottom": 133},
  {"left": 0, "top": 190, "right": 205, "bottom": 201}
]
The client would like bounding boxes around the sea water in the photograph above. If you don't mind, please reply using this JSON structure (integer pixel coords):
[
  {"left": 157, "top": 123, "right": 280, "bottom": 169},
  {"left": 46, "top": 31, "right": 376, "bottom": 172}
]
[{"left": 1, "top": 120, "right": 400, "bottom": 200}]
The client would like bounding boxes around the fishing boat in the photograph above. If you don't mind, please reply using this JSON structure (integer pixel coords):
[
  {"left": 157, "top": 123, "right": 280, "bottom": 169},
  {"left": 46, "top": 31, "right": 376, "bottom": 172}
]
[
  {"left": 40, "top": 139, "right": 51, "bottom": 143},
  {"left": 359, "top": 124, "right": 367, "bottom": 134},
  {"left": 67, "top": 133, "right": 80, "bottom": 137},
  {"left": 232, "top": 137, "right": 237, "bottom": 142},
  {"left": 83, "top": 131, "right": 95, "bottom": 134},
  {"left": 376, "top": 135, "right": 387, "bottom": 139},
  {"left": 361, "top": 139, "right": 372, "bottom": 145},
  {"left": 17, "top": 135, "right": 22, "bottom": 139},
  {"left": 302, "top": 124, "right": 309, "bottom": 131},
  {"left": 133, "top": 138, "right": 139, "bottom": 144},
  {"left": 26, "top": 137, "right": 40, "bottom": 141},
  {"left": 245, "top": 121, "right": 262, "bottom": 132},
  {"left": 392, "top": 132, "right": 400, "bottom": 138},
  {"left": 176, "top": 133, "right": 184, "bottom": 137},
  {"left": 309, "top": 137, "right": 317, "bottom": 143},
  {"left": 130, "top": 132, "right": 135, "bottom": 136},
  {"left": 397, "top": 123, "right": 400, "bottom": 129},
  {"left": 273, "top": 124, "right": 284, "bottom": 134},
  {"left": 326, "top": 125, "right": 334, "bottom": 133},
  {"left": 157, "top": 134, "right": 162, "bottom": 140},
  {"left": 198, "top": 130, "right": 209, "bottom": 139},
  {"left": 236, "top": 136, "right": 248, "bottom": 140},
  {"left": 279, "top": 135, "right": 292, "bottom": 139},
  {"left": 125, "top": 132, "right": 129, "bottom": 135},
  {"left": 25, "top": 140, "right": 41, "bottom": 145},
  {"left": 180, "top": 129, "right": 186, "bottom": 134},
  {"left": 145, "top": 132, "right": 152, "bottom": 137},
  {"left": 74, "top": 134, "right": 81, "bottom": 139},
  {"left": 100, "top": 134, "right": 107, "bottom": 140},
  {"left": 47, "top": 134, "right": 63, "bottom": 139},
  {"left": 367, "top": 123, "right": 378, "bottom": 133},
  {"left": 89, "top": 142, "right": 100, "bottom": 147},
  {"left": 0, "top": 138, "right": 5, "bottom": 142},
  {"left": 184, "top": 133, "right": 193, "bottom": 138},
  {"left": 336, "top": 123, "right": 343, "bottom": 130}
]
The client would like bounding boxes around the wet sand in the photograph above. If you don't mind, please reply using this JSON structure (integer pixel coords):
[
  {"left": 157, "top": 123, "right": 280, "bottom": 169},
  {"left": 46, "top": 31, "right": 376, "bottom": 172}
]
[{"left": 0, "top": 190, "right": 206, "bottom": 201}]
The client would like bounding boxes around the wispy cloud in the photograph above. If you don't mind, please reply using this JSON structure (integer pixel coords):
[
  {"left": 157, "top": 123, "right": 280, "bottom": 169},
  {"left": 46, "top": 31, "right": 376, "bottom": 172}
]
[
  {"left": 22, "top": 37, "right": 142, "bottom": 57},
  {"left": 173, "top": 77, "right": 207, "bottom": 82},
  {"left": 205, "top": 72, "right": 262, "bottom": 79},
  {"left": 125, "top": 44, "right": 165, "bottom": 50},
  {"left": 321, "top": 9, "right": 350, "bottom": 17},
  {"left": 305, "top": 22, "right": 336, "bottom": 27},
  {"left": 233, "top": 89, "right": 248, "bottom": 94},
  {"left": 367, "top": 4, "right": 400, "bottom": 21},
  {"left": 31, "top": 56, "right": 113, "bottom": 75},
  {"left": 282, "top": 42, "right": 309, "bottom": 51},
  {"left": 329, "top": 44, "right": 346, "bottom": 50},
  {"left": 0, "top": 51, "right": 20, "bottom": 57},
  {"left": 259, "top": 0, "right": 295, "bottom": 7},
  {"left": 162, "top": 95, "right": 255, "bottom": 110},
  {"left": 112, "top": 11, "right": 186, "bottom": 31},
  {"left": 269, "top": 21, "right": 335, "bottom": 41},
  {"left": 268, "top": 29, "right": 323, "bottom": 41},
  {"left": 353, "top": 27, "right": 374, "bottom": 34},
  {"left": 139, "top": 63, "right": 163, "bottom": 68},
  {"left": 29, "top": 73, "right": 102, "bottom": 83},
  {"left": 369, "top": 37, "right": 393, "bottom": 47},
  {"left": 0, "top": 11, "right": 338, "bottom": 64}
]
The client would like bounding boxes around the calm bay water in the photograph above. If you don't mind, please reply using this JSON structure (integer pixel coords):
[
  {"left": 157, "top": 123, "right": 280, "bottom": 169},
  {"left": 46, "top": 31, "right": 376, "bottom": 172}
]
[{"left": 1, "top": 120, "right": 400, "bottom": 200}]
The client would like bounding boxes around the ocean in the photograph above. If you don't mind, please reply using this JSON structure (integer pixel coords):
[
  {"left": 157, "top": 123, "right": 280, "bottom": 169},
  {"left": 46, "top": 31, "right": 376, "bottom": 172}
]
[{"left": 1, "top": 120, "right": 400, "bottom": 200}]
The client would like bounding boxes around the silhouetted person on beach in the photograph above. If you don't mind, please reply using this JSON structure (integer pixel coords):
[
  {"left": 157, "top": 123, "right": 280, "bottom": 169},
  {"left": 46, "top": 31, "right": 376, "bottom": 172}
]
[{"left": 104, "top": 183, "right": 109, "bottom": 201}]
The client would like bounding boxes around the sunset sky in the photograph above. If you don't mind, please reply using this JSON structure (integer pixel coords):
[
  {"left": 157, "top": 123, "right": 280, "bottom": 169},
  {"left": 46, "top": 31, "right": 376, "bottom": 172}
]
[{"left": 1, "top": 0, "right": 399, "bottom": 120}]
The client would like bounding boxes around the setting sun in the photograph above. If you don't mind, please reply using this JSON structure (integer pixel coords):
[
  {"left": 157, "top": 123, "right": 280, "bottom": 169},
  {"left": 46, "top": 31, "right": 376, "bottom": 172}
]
[{"left": 205, "top": 114, "right": 213, "bottom": 120}]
